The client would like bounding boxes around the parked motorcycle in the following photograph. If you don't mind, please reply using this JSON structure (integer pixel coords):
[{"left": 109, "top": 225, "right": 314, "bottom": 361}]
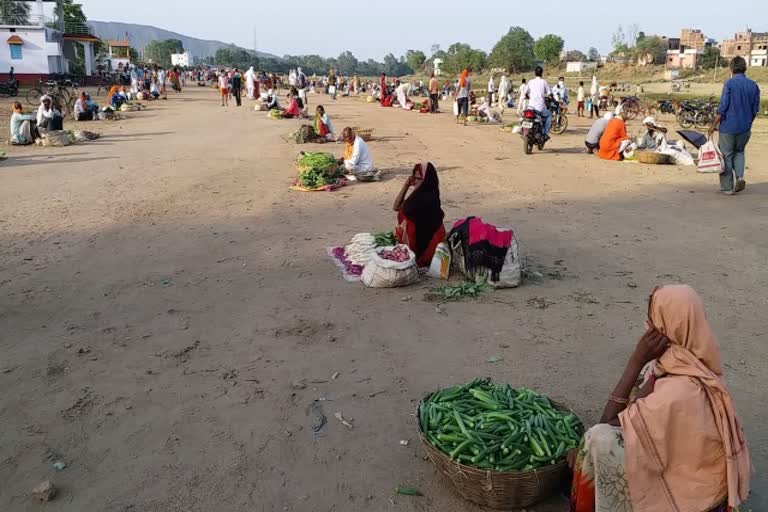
[
  {"left": 0, "top": 79, "right": 19, "bottom": 98},
  {"left": 520, "top": 108, "right": 547, "bottom": 154},
  {"left": 657, "top": 99, "right": 675, "bottom": 114}
]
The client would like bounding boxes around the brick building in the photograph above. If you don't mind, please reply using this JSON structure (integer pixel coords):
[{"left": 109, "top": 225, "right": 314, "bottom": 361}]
[{"left": 719, "top": 30, "right": 768, "bottom": 66}]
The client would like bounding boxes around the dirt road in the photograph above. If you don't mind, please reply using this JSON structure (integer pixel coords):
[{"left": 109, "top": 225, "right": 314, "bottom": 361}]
[{"left": 1, "top": 87, "right": 767, "bottom": 511}]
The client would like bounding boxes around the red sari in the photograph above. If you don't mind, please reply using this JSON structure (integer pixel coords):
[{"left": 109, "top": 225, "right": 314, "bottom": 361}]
[{"left": 395, "top": 163, "right": 445, "bottom": 267}]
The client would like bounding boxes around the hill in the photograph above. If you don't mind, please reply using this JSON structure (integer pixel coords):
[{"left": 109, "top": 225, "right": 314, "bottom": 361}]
[{"left": 88, "top": 21, "right": 277, "bottom": 60}]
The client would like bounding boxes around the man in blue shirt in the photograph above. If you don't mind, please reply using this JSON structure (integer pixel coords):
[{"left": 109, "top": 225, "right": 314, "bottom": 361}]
[{"left": 709, "top": 56, "right": 761, "bottom": 194}]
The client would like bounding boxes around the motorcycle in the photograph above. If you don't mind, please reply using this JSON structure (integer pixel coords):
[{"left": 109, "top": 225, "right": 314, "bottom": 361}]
[
  {"left": 548, "top": 97, "right": 568, "bottom": 135},
  {"left": 520, "top": 108, "right": 547, "bottom": 154},
  {"left": 0, "top": 79, "right": 19, "bottom": 98},
  {"left": 657, "top": 99, "right": 675, "bottom": 114}
]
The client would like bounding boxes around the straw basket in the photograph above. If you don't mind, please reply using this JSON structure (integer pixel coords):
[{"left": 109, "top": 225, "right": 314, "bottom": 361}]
[
  {"left": 352, "top": 127, "right": 374, "bottom": 141},
  {"left": 417, "top": 396, "right": 583, "bottom": 510},
  {"left": 635, "top": 150, "right": 672, "bottom": 165}
]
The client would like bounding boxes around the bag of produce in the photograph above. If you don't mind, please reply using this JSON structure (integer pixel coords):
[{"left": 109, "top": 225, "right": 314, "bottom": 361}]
[
  {"left": 449, "top": 226, "right": 521, "bottom": 289},
  {"left": 426, "top": 242, "right": 451, "bottom": 280},
  {"left": 361, "top": 244, "right": 418, "bottom": 288}
]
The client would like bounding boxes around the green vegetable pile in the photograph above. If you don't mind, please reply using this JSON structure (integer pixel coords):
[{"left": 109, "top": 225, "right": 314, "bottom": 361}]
[
  {"left": 296, "top": 152, "right": 341, "bottom": 188},
  {"left": 269, "top": 109, "right": 283, "bottom": 119},
  {"left": 419, "top": 379, "right": 582, "bottom": 472},
  {"left": 434, "top": 281, "right": 489, "bottom": 301},
  {"left": 373, "top": 231, "right": 396, "bottom": 247}
]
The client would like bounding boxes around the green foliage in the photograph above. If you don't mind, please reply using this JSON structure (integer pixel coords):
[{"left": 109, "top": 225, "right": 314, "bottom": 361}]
[
  {"left": 215, "top": 46, "right": 258, "bottom": 70},
  {"left": 587, "top": 47, "right": 600, "bottom": 62},
  {"left": 62, "top": 0, "right": 86, "bottom": 25},
  {"left": 336, "top": 51, "right": 359, "bottom": 75},
  {"left": 534, "top": 34, "right": 564, "bottom": 64},
  {"left": 702, "top": 46, "right": 724, "bottom": 70},
  {"left": 489, "top": 26, "right": 535, "bottom": 73},
  {"left": 145, "top": 39, "right": 184, "bottom": 67},
  {"left": 405, "top": 50, "right": 427, "bottom": 72},
  {"left": 441, "top": 43, "right": 487, "bottom": 75},
  {"left": 633, "top": 35, "right": 667, "bottom": 65}
]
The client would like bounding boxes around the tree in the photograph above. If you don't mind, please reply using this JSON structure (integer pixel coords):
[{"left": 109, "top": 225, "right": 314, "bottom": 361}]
[
  {"left": 534, "top": 34, "right": 564, "bottom": 64},
  {"left": 702, "top": 46, "right": 723, "bottom": 70},
  {"left": 633, "top": 35, "right": 667, "bottom": 65},
  {"left": 215, "top": 46, "right": 258, "bottom": 70},
  {"left": 405, "top": 50, "right": 426, "bottom": 72},
  {"left": 612, "top": 25, "right": 629, "bottom": 54},
  {"left": 587, "top": 47, "right": 600, "bottom": 62},
  {"left": 145, "top": 39, "right": 184, "bottom": 67},
  {"left": 442, "top": 43, "right": 486, "bottom": 75},
  {"left": 336, "top": 51, "right": 359, "bottom": 75},
  {"left": 489, "top": 26, "right": 535, "bottom": 73},
  {"left": 563, "top": 50, "right": 586, "bottom": 62},
  {"left": 430, "top": 44, "right": 441, "bottom": 56}
]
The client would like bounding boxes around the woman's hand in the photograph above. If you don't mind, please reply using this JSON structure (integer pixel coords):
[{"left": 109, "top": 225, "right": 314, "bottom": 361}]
[{"left": 631, "top": 328, "right": 670, "bottom": 367}]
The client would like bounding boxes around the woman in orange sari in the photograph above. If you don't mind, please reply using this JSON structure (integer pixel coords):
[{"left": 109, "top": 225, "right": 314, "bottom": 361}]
[
  {"left": 597, "top": 109, "right": 630, "bottom": 161},
  {"left": 393, "top": 163, "right": 445, "bottom": 267},
  {"left": 570, "top": 285, "right": 751, "bottom": 512}
]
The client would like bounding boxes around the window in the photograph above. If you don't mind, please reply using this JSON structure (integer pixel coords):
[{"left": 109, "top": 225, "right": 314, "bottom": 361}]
[{"left": 10, "top": 44, "right": 22, "bottom": 60}]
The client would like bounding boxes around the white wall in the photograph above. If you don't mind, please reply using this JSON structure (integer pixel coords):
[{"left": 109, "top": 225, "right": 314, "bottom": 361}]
[{"left": 0, "top": 29, "right": 51, "bottom": 74}]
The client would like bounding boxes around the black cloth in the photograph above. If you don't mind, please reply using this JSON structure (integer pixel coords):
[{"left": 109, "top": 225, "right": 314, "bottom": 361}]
[
  {"left": 39, "top": 115, "right": 63, "bottom": 131},
  {"left": 585, "top": 141, "right": 599, "bottom": 152},
  {"left": 448, "top": 217, "right": 509, "bottom": 282},
  {"left": 457, "top": 97, "right": 469, "bottom": 117},
  {"left": 401, "top": 163, "right": 444, "bottom": 258},
  {"left": 233, "top": 86, "right": 242, "bottom": 106},
  {"left": 76, "top": 112, "right": 93, "bottom": 121}
]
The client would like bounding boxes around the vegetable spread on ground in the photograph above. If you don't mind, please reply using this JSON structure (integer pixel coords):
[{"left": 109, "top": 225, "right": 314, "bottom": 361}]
[
  {"left": 296, "top": 152, "right": 341, "bottom": 188},
  {"left": 419, "top": 378, "right": 582, "bottom": 472}
]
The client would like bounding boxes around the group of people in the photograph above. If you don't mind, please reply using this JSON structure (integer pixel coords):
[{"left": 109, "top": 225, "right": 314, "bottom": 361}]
[
  {"left": 582, "top": 56, "right": 760, "bottom": 193},
  {"left": 128, "top": 64, "right": 184, "bottom": 101}
]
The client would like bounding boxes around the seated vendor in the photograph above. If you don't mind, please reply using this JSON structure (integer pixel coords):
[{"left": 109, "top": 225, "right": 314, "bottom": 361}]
[
  {"left": 282, "top": 93, "right": 302, "bottom": 118},
  {"left": 108, "top": 85, "right": 126, "bottom": 110},
  {"left": 392, "top": 163, "right": 446, "bottom": 268},
  {"left": 570, "top": 285, "right": 751, "bottom": 512},
  {"left": 36, "top": 95, "right": 64, "bottom": 133},
  {"left": 74, "top": 92, "right": 95, "bottom": 121},
  {"left": 85, "top": 93, "right": 99, "bottom": 113},
  {"left": 149, "top": 82, "right": 161, "bottom": 99},
  {"left": 338, "top": 127, "right": 373, "bottom": 174},
  {"left": 636, "top": 116, "right": 668, "bottom": 150},
  {"left": 265, "top": 92, "right": 279, "bottom": 110},
  {"left": 314, "top": 105, "right": 336, "bottom": 141},
  {"left": 9, "top": 102, "right": 39, "bottom": 145},
  {"left": 598, "top": 107, "right": 632, "bottom": 161},
  {"left": 584, "top": 112, "right": 613, "bottom": 154}
]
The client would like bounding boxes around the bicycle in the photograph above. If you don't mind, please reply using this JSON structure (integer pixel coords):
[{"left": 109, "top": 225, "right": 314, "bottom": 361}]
[{"left": 26, "top": 79, "right": 76, "bottom": 114}]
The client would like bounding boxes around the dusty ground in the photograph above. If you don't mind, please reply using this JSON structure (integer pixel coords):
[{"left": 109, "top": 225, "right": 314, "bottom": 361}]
[{"left": 1, "top": 87, "right": 767, "bottom": 512}]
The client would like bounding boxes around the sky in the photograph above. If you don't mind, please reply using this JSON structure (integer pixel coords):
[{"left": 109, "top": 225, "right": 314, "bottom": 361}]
[{"left": 80, "top": 0, "right": 768, "bottom": 60}]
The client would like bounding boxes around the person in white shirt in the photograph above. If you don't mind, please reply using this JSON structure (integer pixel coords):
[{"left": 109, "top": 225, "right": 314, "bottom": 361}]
[
  {"left": 487, "top": 75, "right": 495, "bottom": 105},
  {"left": 552, "top": 76, "right": 569, "bottom": 105},
  {"left": 517, "top": 78, "right": 528, "bottom": 114},
  {"left": 526, "top": 66, "right": 553, "bottom": 136},
  {"left": 395, "top": 81, "right": 410, "bottom": 109},
  {"left": 589, "top": 75, "right": 600, "bottom": 118},
  {"left": 498, "top": 74, "right": 510, "bottom": 108},
  {"left": 339, "top": 127, "right": 374, "bottom": 173},
  {"left": 577, "top": 81, "right": 586, "bottom": 117},
  {"left": 245, "top": 66, "right": 257, "bottom": 99}
]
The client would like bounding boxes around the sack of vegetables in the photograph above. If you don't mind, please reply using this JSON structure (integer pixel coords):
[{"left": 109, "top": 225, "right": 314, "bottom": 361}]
[
  {"left": 295, "top": 152, "right": 343, "bottom": 189},
  {"left": 417, "top": 378, "right": 583, "bottom": 509},
  {"left": 361, "top": 244, "right": 418, "bottom": 288}
]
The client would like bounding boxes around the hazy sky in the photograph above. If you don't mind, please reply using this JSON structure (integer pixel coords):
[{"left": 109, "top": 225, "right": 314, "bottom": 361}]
[{"left": 80, "top": 0, "right": 767, "bottom": 59}]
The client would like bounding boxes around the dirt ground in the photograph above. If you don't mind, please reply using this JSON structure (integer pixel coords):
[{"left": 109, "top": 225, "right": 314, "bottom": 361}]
[{"left": 1, "top": 87, "right": 767, "bottom": 512}]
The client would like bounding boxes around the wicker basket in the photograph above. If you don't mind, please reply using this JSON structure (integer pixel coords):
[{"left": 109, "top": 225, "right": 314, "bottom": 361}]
[
  {"left": 417, "top": 395, "right": 583, "bottom": 510},
  {"left": 352, "top": 127, "right": 374, "bottom": 141},
  {"left": 635, "top": 150, "right": 672, "bottom": 165}
]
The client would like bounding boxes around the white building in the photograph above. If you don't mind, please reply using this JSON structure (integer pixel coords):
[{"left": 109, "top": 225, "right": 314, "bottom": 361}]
[
  {"left": 751, "top": 49, "right": 768, "bottom": 67},
  {"left": 565, "top": 61, "right": 597, "bottom": 73},
  {"left": 0, "top": 0, "right": 98, "bottom": 83},
  {"left": 107, "top": 40, "right": 131, "bottom": 71},
  {"left": 171, "top": 52, "right": 191, "bottom": 67},
  {"left": 432, "top": 57, "right": 443, "bottom": 76}
]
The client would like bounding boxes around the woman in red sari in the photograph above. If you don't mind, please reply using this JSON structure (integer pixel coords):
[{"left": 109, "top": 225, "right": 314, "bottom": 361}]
[{"left": 393, "top": 163, "right": 446, "bottom": 267}]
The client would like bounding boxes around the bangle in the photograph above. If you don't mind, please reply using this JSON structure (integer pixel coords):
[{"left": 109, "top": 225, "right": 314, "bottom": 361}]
[{"left": 608, "top": 395, "right": 630, "bottom": 405}]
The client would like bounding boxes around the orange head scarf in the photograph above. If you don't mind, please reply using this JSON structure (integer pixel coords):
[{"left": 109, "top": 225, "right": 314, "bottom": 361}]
[
  {"left": 107, "top": 85, "right": 119, "bottom": 99},
  {"left": 620, "top": 285, "right": 751, "bottom": 510},
  {"left": 459, "top": 69, "right": 469, "bottom": 88}
]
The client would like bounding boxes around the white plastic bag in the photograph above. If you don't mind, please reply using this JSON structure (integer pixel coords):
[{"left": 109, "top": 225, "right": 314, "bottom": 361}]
[
  {"left": 361, "top": 245, "right": 418, "bottom": 288},
  {"left": 426, "top": 243, "right": 451, "bottom": 280},
  {"left": 697, "top": 138, "right": 724, "bottom": 173},
  {"left": 453, "top": 100, "right": 459, "bottom": 116}
]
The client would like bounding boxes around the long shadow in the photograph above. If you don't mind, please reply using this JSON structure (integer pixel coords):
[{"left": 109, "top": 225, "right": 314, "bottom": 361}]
[{"left": 3, "top": 156, "right": 118, "bottom": 167}]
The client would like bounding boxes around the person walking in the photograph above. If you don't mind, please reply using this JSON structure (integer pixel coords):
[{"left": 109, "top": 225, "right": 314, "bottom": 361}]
[
  {"left": 577, "top": 81, "right": 586, "bottom": 117},
  {"left": 456, "top": 68, "right": 472, "bottom": 125},
  {"left": 498, "top": 74, "right": 510, "bottom": 108},
  {"left": 487, "top": 75, "right": 495, "bottom": 106},
  {"left": 428, "top": 72, "right": 439, "bottom": 113},
  {"left": 589, "top": 75, "right": 600, "bottom": 118},
  {"left": 218, "top": 70, "right": 230, "bottom": 107},
  {"left": 517, "top": 78, "right": 528, "bottom": 114},
  {"left": 709, "top": 56, "right": 760, "bottom": 195},
  {"left": 231, "top": 69, "right": 243, "bottom": 107}
]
